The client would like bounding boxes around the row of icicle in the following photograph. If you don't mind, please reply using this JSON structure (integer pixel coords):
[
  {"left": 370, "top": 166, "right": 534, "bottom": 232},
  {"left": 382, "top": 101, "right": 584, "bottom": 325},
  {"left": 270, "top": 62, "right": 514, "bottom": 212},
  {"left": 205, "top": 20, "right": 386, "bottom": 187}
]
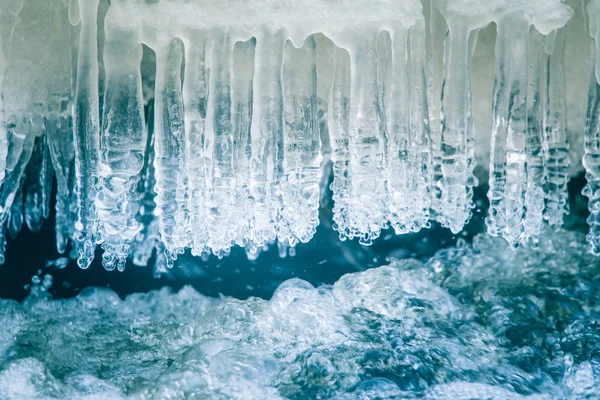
[{"left": 0, "top": 0, "right": 598, "bottom": 272}]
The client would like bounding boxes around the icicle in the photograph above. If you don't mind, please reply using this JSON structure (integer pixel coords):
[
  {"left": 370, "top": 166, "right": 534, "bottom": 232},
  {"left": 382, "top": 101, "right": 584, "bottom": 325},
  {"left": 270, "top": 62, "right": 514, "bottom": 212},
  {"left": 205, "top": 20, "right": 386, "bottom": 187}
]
[
  {"left": 277, "top": 239, "right": 290, "bottom": 258},
  {"left": 131, "top": 101, "right": 157, "bottom": 267},
  {"left": 0, "top": 131, "right": 35, "bottom": 229},
  {"left": 8, "top": 180, "right": 23, "bottom": 239},
  {"left": 45, "top": 0, "right": 75, "bottom": 254},
  {"left": 47, "top": 114, "right": 75, "bottom": 255},
  {"left": 231, "top": 39, "right": 256, "bottom": 248},
  {"left": 437, "top": 21, "right": 478, "bottom": 234},
  {"left": 386, "top": 28, "right": 413, "bottom": 233},
  {"left": 132, "top": 219, "right": 159, "bottom": 268},
  {"left": 0, "top": 0, "right": 23, "bottom": 187},
  {"left": 153, "top": 241, "right": 169, "bottom": 277},
  {"left": 24, "top": 134, "right": 53, "bottom": 232},
  {"left": 248, "top": 30, "right": 285, "bottom": 251},
  {"left": 584, "top": 0, "right": 600, "bottom": 255},
  {"left": 583, "top": 45, "right": 600, "bottom": 255},
  {"left": 0, "top": 0, "right": 586, "bottom": 265},
  {"left": 487, "top": 18, "right": 547, "bottom": 249},
  {"left": 154, "top": 38, "right": 189, "bottom": 265},
  {"left": 346, "top": 32, "right": 388, "bottom": 244},
  {"left": 376, "top": 31, "right": 391, "bottom": 172},
  {"left": 131, "top": 217, "right": 159, "bottom": 268},
  {"left": 182, "top": 35, "right": 208, "bottom": 257},
  {"left": 591, "top": 1, "right": 600, "bottom": 85},
  {"left": 130, "top": 109, "right": 160, "bottom": 269},
  {"left": 0, "top": 223, "right": 6, "bottom": 265},
  {"left": 408, "top": 22, "right": 434, "bottom": 233},
  {"left": 543, "top": 30, "right": 570, "bottom": 230},
  {"left": 68, "top": 0, "right": 80, "bottom": 26},
  {"left": 23, "top": 136, "right": 41, "bottom": 231},
  {"left": 317, "top": 95, "right": 332, "bottom": 211},
  {"left": 278, "top": 35, "right": 322, "bottom": 246},
  {"left": 97, "top": 22, "right": 146, "bottom": 271},
  {"left": 41, "top": 134, "right": 53, "bottom": 220},
  {"left": 428, "top": 3, "right": 445, "bottom": 222},
  {"left": 72, "top": 0, "right": 101, "bottom": 268},
  {"left": 328, "top": 47, "right": 352, "bottom": 240},
  {"left": 523, "top": 29, "right": 545, "bottom": 245},
  {"left": 0, "top": 32, "right": 6, "bottom": 188},
  {"left": 204, "top": 31, "right": 236, "bottom": 256},
  {"left": 386, "top": 22, "right": 432, "bottom": 235},
  {"left": 487, "top": 22, "right": 515, "bottom": 242},
  {"left": 0, "top": 55, "right": 6, "bottom": 187}
]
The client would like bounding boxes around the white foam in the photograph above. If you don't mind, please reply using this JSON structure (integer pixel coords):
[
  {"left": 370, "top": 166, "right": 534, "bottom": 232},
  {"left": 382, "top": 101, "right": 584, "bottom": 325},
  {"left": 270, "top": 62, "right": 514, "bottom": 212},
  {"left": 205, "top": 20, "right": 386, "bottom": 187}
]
[{"left": 0, "top": 229, "right": 598, "bottom": 398}]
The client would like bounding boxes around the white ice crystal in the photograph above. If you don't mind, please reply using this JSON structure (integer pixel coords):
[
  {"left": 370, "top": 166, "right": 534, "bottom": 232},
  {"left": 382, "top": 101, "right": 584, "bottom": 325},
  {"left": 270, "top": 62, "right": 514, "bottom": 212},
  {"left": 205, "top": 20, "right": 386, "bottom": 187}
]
[
  {"left": 2, "top": 0, "right": 600, "bottom": 269},
  {"left": 0, "top": 229, "right": 599, "bottom": 399}
]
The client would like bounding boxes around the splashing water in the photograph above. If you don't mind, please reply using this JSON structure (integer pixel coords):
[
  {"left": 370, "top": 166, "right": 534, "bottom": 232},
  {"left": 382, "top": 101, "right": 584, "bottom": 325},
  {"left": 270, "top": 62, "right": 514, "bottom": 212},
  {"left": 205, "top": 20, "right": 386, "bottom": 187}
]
[
  {"left": 4, "top": 0, "right": 600, "bottom": 272},
  {"left": 0, "top": 228, "right": 598, "bottom": 399}
]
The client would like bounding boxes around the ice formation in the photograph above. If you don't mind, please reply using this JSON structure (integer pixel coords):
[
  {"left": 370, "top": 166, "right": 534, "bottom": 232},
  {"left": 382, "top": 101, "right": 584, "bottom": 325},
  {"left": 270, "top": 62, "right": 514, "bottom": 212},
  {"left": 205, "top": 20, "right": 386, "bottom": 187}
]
[
  {"left": 584, "top": 0, "right": 600, "bottom": 255},
  {"left": 2, "top": 0, "right": 600, "bottom": 271},
  {"left": 0, "top": 229, "right": 599, "bottom": 399}
]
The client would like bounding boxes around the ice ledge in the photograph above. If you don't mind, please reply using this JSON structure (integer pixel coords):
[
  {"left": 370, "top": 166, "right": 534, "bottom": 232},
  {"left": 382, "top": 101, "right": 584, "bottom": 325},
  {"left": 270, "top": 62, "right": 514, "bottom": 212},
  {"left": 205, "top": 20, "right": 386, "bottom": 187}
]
[{"left": 3, "top": 0, "right": 600, "bottom": 271}]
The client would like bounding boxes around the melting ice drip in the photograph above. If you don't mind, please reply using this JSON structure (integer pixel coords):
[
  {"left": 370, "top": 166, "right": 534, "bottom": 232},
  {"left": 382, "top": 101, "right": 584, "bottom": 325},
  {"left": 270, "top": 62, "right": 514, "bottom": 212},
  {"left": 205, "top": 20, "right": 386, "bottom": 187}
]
[{"left": 0, "top": 0, "right": 597, "bottom": 272}]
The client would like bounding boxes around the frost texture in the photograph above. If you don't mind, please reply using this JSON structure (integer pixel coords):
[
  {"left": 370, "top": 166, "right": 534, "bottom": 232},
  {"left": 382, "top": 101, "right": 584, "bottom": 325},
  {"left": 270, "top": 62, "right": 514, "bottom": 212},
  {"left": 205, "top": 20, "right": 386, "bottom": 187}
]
[
  {"left": 3, "top": 0, "right": 600, "bottom": 269},
  {"left": 1, "top": 229, "right": 599, "bottom": 399}
]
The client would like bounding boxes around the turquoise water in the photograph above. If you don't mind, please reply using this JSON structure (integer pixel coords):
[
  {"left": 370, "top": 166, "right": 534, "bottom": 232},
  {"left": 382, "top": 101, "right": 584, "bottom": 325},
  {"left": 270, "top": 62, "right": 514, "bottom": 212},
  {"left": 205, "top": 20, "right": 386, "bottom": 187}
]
[{"left": 0, "top": 228, "right": 598, "bottom": 399}]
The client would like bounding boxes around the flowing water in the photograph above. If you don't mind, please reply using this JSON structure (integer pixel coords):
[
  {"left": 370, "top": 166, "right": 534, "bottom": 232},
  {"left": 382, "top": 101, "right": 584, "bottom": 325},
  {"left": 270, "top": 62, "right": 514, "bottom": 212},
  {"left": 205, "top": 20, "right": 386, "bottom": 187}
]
[{"left": 0, "top": 228, "right": 598, "bottom": 399}]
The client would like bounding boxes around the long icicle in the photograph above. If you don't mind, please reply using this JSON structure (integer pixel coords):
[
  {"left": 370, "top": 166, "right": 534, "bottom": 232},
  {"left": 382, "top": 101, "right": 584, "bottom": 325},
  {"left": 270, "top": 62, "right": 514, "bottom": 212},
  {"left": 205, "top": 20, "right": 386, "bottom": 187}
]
[
  {"left": 131, "top": 101, "right": 158, "bottom": 268},
  {"left": 583, "top": 44, "right": 600, "bottom": 255},
  {"left": 386, "top": 22, "right": 433, "bottom": 235},
  {"left": 386, "top": 28, "right": 412, "bottom": 233},
  {"left": 182, "top": 34, "right": 209, "bottom": 257},
  {"left": 543, "top": 30, "right": 570, "bottom": 230},
  {"left": 231, "top": 39, "right": 255, "bottom": 248},
  {"left": 0, "top": 0, "right": 24, "bottom": 187},
  {"left": 0, "top": 31, "right": 6, "bottom": 188},
  {"left": 8, "top": 178, "right": 23, "bottom": 239},
  {"left": 47, "top": 114, "right": 75, "bottom": 254},
  {"left": 278, "top": 36, "right": 321, "bottom": 246},
  {"left": 97, "top": 23, "right": 146, "bottom": 271},
  {"left": 523, "top": 29, "right": 545, "bottom": 245},
  {"left": 347, "top": 32, "right": 387, "bottom": 244},
  {"left": 408, "top": 21, "right": 434, "bottom": 233},
  {"left": 0, "top": 130, "right": 35, "bottom": 237},
  {"left": 154, "top": 39, "right": 189, "bottom": 266},
  {"left": 487, "top": 19, "right": 544, "bottom": 248},
  {"left": 72, "top": 0, "right": 100, "bottom": 268},
  {"left": 437, "top": 21, "right": 479, "bottom": 234},
  {"left": 205, "top": 30, "right": 236, "bottom": 256},
  {"left": 328, "top": 46, "right": 352, "bottom": 241},
  {"left": 24, "top": 134, "right": 53, "bottom": 232},
  {"left": 248, "top": 30, "right": 285, "bottom": 252}
]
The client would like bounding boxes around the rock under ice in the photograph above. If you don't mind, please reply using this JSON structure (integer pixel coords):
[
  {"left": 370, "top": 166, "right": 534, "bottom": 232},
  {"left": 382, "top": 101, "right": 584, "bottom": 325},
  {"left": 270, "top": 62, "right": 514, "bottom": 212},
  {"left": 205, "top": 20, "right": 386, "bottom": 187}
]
[{"left": 0, "top": 0, "right": 598, "bottom": 270}]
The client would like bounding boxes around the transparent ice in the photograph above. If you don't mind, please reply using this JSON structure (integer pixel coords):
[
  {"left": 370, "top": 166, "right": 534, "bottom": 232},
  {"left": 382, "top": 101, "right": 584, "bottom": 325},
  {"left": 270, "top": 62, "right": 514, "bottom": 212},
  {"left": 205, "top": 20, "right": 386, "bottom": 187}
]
[{"left": 1, "top": 0, "right": 599, "bottom": 272}]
